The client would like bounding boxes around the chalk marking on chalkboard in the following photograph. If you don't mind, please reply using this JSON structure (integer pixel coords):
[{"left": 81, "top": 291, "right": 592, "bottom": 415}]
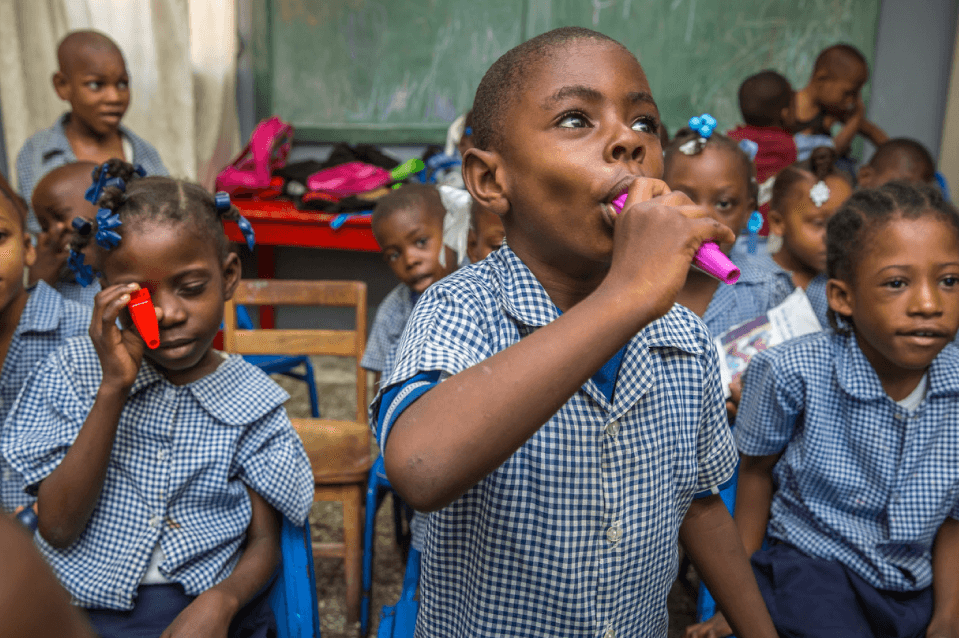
[
  {"left": 591, "top": 0, "right": 615, "bottom": 26},
  {"left": 622, "top": 0, "right": 633, "bottom": 20}
]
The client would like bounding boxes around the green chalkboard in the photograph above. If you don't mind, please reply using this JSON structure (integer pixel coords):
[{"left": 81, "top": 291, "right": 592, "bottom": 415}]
[{"left": 253, "top": 0, "right": 881, "bottom": 144}]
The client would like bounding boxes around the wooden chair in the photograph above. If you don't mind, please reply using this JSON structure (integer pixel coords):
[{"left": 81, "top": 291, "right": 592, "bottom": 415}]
[{"left": 223, "top": 279, "right": 372, "bottom": 625}]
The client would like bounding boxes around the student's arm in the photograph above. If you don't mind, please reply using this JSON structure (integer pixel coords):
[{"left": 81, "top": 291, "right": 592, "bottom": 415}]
[
  {"left": 832, "top": 106, "right": 864, "bottom": 157},
  {"left": 36, "top": 282, "right": 145, "bottom": 548},
  {"left": 858, "top": 118, "right": 889, "bottom": 147},
  {"left": 927, "top": 517, "right": 959, "bottom": 638},
  {"left": 384, "top": 179, "right": 735, "bottom": 512},
  {"left": 680, "top": 495, "right": 777, "bottom": 638},
  {"left": 161, "top": 487, "right": 281, "bottom": 638}
]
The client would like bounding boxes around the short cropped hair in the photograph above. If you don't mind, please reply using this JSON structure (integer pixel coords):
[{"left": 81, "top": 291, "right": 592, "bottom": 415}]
[
  {"left": 471, "top": 27, "right": 627, "bottom": 152},
  {"left": 867, "top": 138, "right": 936, "bottom": 183},
  {"left": 738, "top": 70, "right": 792, "bottom": 127},
  {"left": 371, "top": 184, "right": 445, "bottom": 240},
  {"left": 813, "top": 44, "right": 868, "bottom": 79},
  {"left": 664, "top": 130, "right": 758, "bottom": 203}
]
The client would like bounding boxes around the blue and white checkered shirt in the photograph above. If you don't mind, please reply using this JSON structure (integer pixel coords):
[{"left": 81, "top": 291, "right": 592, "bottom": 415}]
[
  {"left": 371, "top": 244, "right": 738, "bottom": 638},
  {"left": 15, "top": 113, "right": 168, "bottom": 233},
  {"left": 1, "top": 337, "right": 314, "bottom": 610},
  {"left": 701, "top": 251, "right": 795, "bottom": 337},
  {"left": 736, "top": 331, "right": 959, "bottom": 591},
  {"left": 0, "top": 281, "right": 91, "bottom": 510},
  {"left": 56, "top": 279, "right": 101, "bottom": 307},
  {"left": 805, "top": 273, "right": 830, "bottom": 330},
  {"left": 734, "top": 250, "right": 830, "bottom": 330},
  {"left": 361, "top": 283, "right": 416, "bottom": 374}
]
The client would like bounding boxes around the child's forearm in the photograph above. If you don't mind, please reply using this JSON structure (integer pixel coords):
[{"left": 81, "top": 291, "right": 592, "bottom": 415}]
[
  {"left": 859, "top": 118, "right": 889, "bottom": 147},
  {"left": 928, "top": 518, "right": 959, "bottom": 633},
  {"left": 202, "top": 488, "right": 280, "bottom": 618},
  {"left": 680, "top": 496, "right": 777, "bottom": 638},
  {"left": 385, "top": 283, "right": 662, "bottom": 512},
  {"left": 733, "top": 454, "right": 779, "bottom": 555},
  {"left": 832, "top": 118, "right": 861, "bottom": 156},
  {"left": 36, "top": 384, "right": 128, "bottom": 548}
]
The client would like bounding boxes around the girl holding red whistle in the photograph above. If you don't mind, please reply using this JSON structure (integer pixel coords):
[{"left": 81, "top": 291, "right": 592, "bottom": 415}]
[{"left": 2, "top": 159, "right": 313, "bottom": 638}]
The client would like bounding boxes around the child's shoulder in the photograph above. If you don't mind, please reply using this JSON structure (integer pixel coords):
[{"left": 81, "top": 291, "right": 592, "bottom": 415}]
[
  {"left": 751, "top": 331, "right": 836, "bottom": 378},
  {"left": 22, "top": 281, "right": 92, "bottom": 339},
  {"left": 186, "top": 354, "right": 291, "bottom": 426}
]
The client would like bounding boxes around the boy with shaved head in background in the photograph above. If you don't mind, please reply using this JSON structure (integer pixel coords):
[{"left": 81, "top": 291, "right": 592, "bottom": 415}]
[
  {"left": 16, "top": 30, "right": 167, "bottom": 233},
  {"left": 792, "top": 44, "right": 888, "bottom": 163}
]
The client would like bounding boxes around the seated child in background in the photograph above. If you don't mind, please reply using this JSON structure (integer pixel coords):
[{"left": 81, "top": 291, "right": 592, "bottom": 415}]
[
  {"left": 1, "top": 160, "right": 313, "bottom": 637},
  {"left": 792, "top": 44, "right": 888, "bottom": 166},
  {"left": 465, "top": 198, "right": 505, "bottom": 264},
  {"left": 727, "top": 70, "right": 797, "bottom": 242},
  {"left": 690, "top": 181, "right": 959, "bottom": 638},
  {"left": 0, "top": 174, "right": 91, "bottom": 513},
  {"left": 373, "top": 27, "right": 778, "bottom": 637},
  {"left": 665, "top": 128, "right": 792, "bottom": 337},
  {"left": 29, "top": 162, "right": 101, "bottom": 306},
  {"left": 858, "top": 137, "right": 937, "bottom": 189},
  {"left": 751, "top": 152, "right": 853, "bottom": 328},
  {"left": 362, "top": 184, "right": 456, "bottom": 388},
  {"left": 16, "top": 29, "right": 168, "bottom": 233}
]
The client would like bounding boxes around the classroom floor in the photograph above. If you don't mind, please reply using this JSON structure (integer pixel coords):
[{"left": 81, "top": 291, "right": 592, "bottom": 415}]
[{"left": 277, "top": 357, "right": 699, "bottom": 638}]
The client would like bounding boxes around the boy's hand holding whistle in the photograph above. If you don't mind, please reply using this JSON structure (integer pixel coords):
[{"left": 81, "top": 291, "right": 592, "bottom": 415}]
[{"left": 603, "top": 177, "right": 736, "bottom": 322}]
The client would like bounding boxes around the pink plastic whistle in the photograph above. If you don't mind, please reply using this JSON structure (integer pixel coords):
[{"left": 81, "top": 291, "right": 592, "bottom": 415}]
[
  {"left": 611, "top": 192, "right": 740, "bottom": 284},
  {"left": 128, "top": 288, "right": 160, "bottom": 349}
]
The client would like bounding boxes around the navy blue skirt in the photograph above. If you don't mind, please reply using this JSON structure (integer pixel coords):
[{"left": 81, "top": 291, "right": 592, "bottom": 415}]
[
  {"left": 751, "top": 543, "right": 933, "bottom": 638},
  {"left": 85, "top": 580, "right": 276, "bottom": 638}
]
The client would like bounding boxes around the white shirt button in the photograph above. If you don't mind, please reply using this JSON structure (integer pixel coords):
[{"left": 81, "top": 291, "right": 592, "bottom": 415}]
[
  {"left": 157, "top": 449, "right": 168, "bottom": 461},
  {"left": 163, "top": 388, "right": 176, "bottom": 402},
  {"left": 605, "top": 420, "right": 620, "bottom": 437},
  {"left": 149, "top": 515, "right": 161, "bottom": 529},
  {"left": 606, "top": 522, "right": 622, "bottom": 544},
  {"left": 603, "top": 625, "right": 616, "bottom": 638}
]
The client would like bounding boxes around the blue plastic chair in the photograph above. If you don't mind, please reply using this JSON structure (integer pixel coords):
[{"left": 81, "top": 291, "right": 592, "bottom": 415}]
[
  {"left": 270, "top": 517, "right": 322, "bottom": 638},
  {"left": 376, "top": 548, "right": 420, "bottom": 638},
  {"left": 361, "top": 456, "right": 413, "bottom": 636},
  {"left": 936, "top": 171, "right": 951, "bottom": 201},
  {"left": 236, "top": 305, "right": 320, "bottom": 418}
]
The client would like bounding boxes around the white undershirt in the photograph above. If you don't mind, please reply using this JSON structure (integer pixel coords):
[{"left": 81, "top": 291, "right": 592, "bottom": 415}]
[{"left": 895, "top": 373, "right": 928, "bottom": 412}]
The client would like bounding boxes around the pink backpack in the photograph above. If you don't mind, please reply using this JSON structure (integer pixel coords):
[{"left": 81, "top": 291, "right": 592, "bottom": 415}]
[
  {"left": 216, "top": 116, "right": 293, "bottom": 193},
  {"left": 306, "top": 158, "right": 425, "bottom": 198}
]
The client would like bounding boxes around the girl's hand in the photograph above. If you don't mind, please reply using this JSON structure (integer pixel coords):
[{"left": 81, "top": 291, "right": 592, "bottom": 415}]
[
  {"left": 89, "top": 283, "right": 148, "bottom": 391},
  {"left": 606, "top": 177, "right": 735, "bottom": 322},
  {"left": 160, "top": 590, "right": 236, "bottom": 638},
  {"left": 726, "top": 378, "right": 743, "bottom": 421}
]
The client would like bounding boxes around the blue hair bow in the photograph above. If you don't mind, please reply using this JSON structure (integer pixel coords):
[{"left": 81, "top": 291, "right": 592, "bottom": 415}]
[
  {"left": 738, "top": 139, "right": 759, "bottom": 162},
  {"left": 679, "top": 113, "right": 718, "bottom": 155},
  {"left": 215, "top": 191, "right": 255, "bottom": 251},
  {"left": 95, "top": 208, "right": 123, "bottom": 250},
  {"left": 746, "top": 211, "right": 763, "bottom": 254},
  {"left": 68, "top": 250, "right": 96, "bottom": 287}
]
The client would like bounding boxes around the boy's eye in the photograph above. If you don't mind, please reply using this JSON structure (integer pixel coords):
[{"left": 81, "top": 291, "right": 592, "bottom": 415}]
[
  {"left": 181, "top": 283, "right": 207, "bottom": 296},
  {"left": 86, "top": 81, "right": 103, "bottom": 91},
  {"left": 384, "top": 251, "right": 399, "bottom": 263},
  {"left": 715, "top": 199, "right": 733, "bottom": 211},
  {"left": 631, "top": 117, "right": 658, "bottom": 135},
  {"left": 558, "top": 113, "right": 589, "bottom": 129},
  {"left": 884, "top": 278, "right": 907, "bottom": 289},
  {"left": 414, "top": 237, "right": 429, "bottom": 248},
  {"left": 941, "top": 275, "right": 959, "bottom": 287},
  {"left": 118, "top": 80, "right": 129, "bottom": 90}
]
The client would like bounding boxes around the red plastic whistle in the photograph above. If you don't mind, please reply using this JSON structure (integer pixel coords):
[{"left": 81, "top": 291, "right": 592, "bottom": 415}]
[{"left": 128, "top": 288, "right": 160, "bottom": 349}]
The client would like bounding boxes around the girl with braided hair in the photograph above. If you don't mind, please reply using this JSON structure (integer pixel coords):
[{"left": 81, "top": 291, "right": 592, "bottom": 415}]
[
  {"left": 2, "top": 159, "right": 313, "bottom": 638},
  {"left": 690, "top": 181, "right": 959, "bottom": 638}
]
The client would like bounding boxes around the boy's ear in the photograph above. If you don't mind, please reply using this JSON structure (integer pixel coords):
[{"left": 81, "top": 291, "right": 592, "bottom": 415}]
[
  {"left": 22, "top": 233, "right": 36, "bottom": 269},
  {"left": 221, "top": 252, "right": 241, "bottom": 300},
  {"left": 827, "top": 277, "right": 854, "bottom": 320},
  {"left": 52, "top": 71, "right": 71, "bottom": 101},
  {"left": 466, "top": 227, "right": 479, "bottom": 265},
  {"left": 857, "top": 165, "right": 875, "bottom": 190},
  {"left": 462, "top": 148, "right": 509, "bottom": 218}
]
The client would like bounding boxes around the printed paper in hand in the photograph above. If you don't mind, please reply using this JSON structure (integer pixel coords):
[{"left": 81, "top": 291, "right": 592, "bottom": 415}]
[{"left": 715, "top": 288, "right": 822, "bottom": 396}]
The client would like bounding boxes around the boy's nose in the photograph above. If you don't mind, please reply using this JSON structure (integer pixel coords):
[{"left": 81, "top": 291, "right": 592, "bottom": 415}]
[
  {"left": 606, "top": 123, "right": 646, "bottom": 165},
  {"left": 909, "top": 281, "right": 943, "bottom": 315}
]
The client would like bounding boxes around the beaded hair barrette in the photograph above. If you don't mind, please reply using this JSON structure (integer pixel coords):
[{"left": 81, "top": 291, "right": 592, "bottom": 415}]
[{"left": 679, "top": 114, "right": 718, "bottom": 155}]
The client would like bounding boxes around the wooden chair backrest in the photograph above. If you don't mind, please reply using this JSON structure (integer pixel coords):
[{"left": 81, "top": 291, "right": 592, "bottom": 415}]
[{"left": 223, "top": 280, "right": 368, "bottom": 423}]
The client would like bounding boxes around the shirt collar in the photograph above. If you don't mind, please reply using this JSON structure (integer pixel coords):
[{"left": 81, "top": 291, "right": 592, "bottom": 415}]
[
  {"left": 44, "top": 113, "right": 132, "bottom": 160},
  {"left": 129, "top": 354, "right": 289, "bottom": 425},
  {"left": 17, "top": 281, "right": 64, "bottom": 335},
  {"left": 488, "top": 244, "right": 703, "bottom": 355},
  {"left": 835, "top": 332, "right": 959, "bottom": 401}
]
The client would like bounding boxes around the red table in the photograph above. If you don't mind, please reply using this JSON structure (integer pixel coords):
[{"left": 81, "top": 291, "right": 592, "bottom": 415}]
[{"left": 224, "top": 199, "right": 379, "bottom": 327}]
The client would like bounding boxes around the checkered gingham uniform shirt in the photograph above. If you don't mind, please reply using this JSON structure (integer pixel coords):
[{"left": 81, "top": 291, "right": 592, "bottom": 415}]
[
  {"left": 56, "top": 279, "right": 101, "bottom": 308},
  {"left": 361, "top": 283, "right": 416, "bottom": 374},
  {"left": 736, "top": 331, "right": 959, "bottom": 591},
  {"left": 0, "top": 281, "right": 91, "bottom": 510},
  {"left": 371, "top": 244, "right": 738, "bottom": 638},
  {"left": 702, "top": 250, "right": 795, "bottom": 337},
  {"left": 15, "top": 113, "right": 168, "bottom": 234},
  {"left": 1, "top": 337, "right": 314, "bottom": 610}
]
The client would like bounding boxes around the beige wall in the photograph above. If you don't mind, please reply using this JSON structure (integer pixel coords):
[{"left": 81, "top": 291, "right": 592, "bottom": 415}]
[{"left": 941, "top": 14, "right": 959, "bottom": 197}]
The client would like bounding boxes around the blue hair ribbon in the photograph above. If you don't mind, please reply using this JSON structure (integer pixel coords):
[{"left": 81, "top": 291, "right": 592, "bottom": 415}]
[
  {"left": 746, "top": 211, "right": 763, "bottom": 255},
  {"left": 84, "top": 165, "right": 110, "bottom": 204},
  {"left": 95, "top": 208, "right": 123, "bottom": 250},
  {"left": 738, "top": 139, "right": 759, "bottom": 162},
  {"left": 680, "top": 113, "right": 718, "bottom": 155},
  {"left": 215, "top": 191, "right": 255, "bottom": 251},
  {"left": 68, "top": 250, "right": 96, "bottom": 287}
]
